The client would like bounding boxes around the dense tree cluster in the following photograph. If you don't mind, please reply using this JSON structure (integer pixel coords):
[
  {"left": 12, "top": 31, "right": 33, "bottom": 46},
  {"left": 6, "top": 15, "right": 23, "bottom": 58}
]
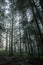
[{"left": 0, "top": 0, "right": 43, "bottom": 56}]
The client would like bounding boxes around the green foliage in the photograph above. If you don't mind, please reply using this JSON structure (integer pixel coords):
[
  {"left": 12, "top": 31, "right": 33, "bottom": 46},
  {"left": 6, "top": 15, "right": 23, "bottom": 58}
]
[
  {"left": 17, "top": 0, "right": 26, "bottom": 10},
  {"left": 0, "top": 50, "right": 9, "bottom": 56},
  {"left": 17, "top": 0, "right": 30, "bottom": 11}
]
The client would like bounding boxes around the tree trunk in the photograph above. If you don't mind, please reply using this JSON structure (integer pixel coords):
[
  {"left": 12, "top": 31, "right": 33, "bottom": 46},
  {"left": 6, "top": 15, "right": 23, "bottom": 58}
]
[
  {"left": 19, "top": 23, "right": 21, "bottom": 54},
  {"left": 9, "top": 33, "right": 11, "bottom": 54},
  {"left": 10, "top": 15, "right": 14, "bottom": 55},
  {"left": 6, "top": 29, "right": 8, "bottom": 51}
]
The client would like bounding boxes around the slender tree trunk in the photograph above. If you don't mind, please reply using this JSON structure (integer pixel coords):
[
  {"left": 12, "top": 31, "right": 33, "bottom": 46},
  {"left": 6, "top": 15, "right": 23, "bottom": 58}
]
[
  {"left": 6, "top": 29, "right": 8, "bottom": 51},
  {"left": 24, "top": 31, "right": 27, "bottom": 53},
  {"left": 9, "top": 0, "right": 15, "bottom": 56},
  {"left": 19, "top": 23, "right": 21, "bottom": 54},
  {"left": 29, "top": 34, "right": 33, "bottom": 56},
  {"left": 9, "top": 33, "right": 11, "bottom": 54},
  {"left": 25, "top": 41, "right": 27, "bottom": 53},
  {"left": 10, "top": 15, "right": 14, "bottom": 55}
]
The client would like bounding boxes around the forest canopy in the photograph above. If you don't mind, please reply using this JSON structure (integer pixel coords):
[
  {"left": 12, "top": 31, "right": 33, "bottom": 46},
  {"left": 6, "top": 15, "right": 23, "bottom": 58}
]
[{"left": 0, "top": 0, "right": 43, "bottom": 56}]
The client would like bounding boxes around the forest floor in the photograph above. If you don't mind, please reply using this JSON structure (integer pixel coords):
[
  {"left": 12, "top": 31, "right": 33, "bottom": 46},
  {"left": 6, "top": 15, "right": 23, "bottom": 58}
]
[
  {"left": 0, "top": 55, "right": 43, "bottom": 65},
  {"left": 0, "top": 51, "right": 43, "bottom": 65}
]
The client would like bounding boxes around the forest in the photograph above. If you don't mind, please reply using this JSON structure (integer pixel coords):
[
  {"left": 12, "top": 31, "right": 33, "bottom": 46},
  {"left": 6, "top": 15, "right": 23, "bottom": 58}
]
[{"left": 0, "top": 0, "right": 43, "bottom": 65}]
